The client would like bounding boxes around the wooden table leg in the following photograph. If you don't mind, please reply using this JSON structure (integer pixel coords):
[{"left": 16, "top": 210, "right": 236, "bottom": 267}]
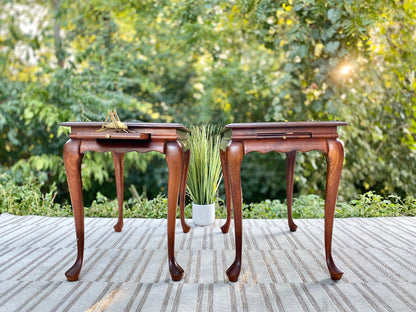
[
  {"left": 179, "top": 149, "right": 191, "bottom": 233},
  {"left": 324, "top": 139, "right": 344, "bottom": 280},
  {"left": 225, "top": 141, "right": 244, "bottom": 282},
  {"left": 220, "top": 148, "right": 232, "bottom": 234},
  {"left": 165, "top": 141, "right": 184, "bottom": 281},
  {"left": 286, "top": 151, "right": 298, "bottom": 232},
  {"left": 112, "top": 152, "right": 124, "bottom": 232},
  {"left": 63, "top": 139, "right": 85, "bottom": 282}
]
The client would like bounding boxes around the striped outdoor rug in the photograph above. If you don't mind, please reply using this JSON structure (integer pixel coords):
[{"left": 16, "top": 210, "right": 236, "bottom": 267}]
[{"left": 0, "top": 213, "right": 415, "bottom": 311}]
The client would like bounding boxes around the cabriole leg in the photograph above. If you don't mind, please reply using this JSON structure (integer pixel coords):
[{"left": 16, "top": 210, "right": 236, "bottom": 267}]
[
  {"left": 324, "top": 139, "right": 344, "bottom": 280},
  {"left": 225, "top": 142, "right": 244, "bottom": 282},
  {"left": 63, "top": 139, "right": 85, "bottom": 282},
  {"left": 179, "top": 149, "right": 191, "bottom": 233},
  {"left": 286, "top": 151, "right": 297, "bottom": 232},
  {"left": 220, "top": 148, "right": 232, "bottom": 234},
  {"left": 165, "top": 141, "right": 185, "bottom": 281},
  {"left": 112, "top": 152, "right": 125, "bottom": 232}
]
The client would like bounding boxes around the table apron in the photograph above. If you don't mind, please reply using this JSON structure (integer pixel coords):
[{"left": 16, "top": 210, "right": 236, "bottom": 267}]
[
  {"left": 240, "top": 138, "right": 331, "bottom": 154},
  {"left": 79, "top": 139, "right": 166, "bottom": 154}
]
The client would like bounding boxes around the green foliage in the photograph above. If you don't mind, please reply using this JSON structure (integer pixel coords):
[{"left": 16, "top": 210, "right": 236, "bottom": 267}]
[
  {"left": 1, "top": 0, "right": 416, "bottom": 206},
  {"left": 239, "top": 152, "right": 287, "bottom": 203},
  {"left": 3, "top": 180, "right": 415, "bottom": 219},
  {"left": 342, "top": 191, "right": 416, "bottom": 217},
  {"left": 238, "top": 192, "right": 416, "bottom": 219},
  {"left": 240, "top": 195, "right": 325, "bottom": 219},
  {"left": 85, "top": 191, "right": 171, "bottom": 219},
  {"left": 0, "top": 170, "right": 72, "bottom": 216},
  {"left": 186, "top": 125, "right": 223, "bottom": 205},
  {"left": 80, "top": 191, "right": 416, "bottom": 219},
  {"left": 1, "top": 0, "right": 175, "bottom": 203},
  {"left": 334, "top": 1, "right": 416, "bottom": 198}
]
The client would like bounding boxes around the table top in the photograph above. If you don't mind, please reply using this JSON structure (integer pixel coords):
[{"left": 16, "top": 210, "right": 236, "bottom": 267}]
[
  {"left": 223, "top": 121, "right": 347, "bottom": 140},
  {"left": 61, "top": 122, "right": 189, "bottom": 140},
  {"left": 225, "top": 121, "right": 347, "bottom": 129}
]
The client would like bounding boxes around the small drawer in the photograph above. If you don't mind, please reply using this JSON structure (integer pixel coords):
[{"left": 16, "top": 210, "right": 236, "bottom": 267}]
[{"left": 257, "top": 132, "right": 312, "bottom": 139}]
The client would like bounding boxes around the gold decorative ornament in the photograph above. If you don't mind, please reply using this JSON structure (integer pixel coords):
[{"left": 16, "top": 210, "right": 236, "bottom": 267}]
[{"left": 96, "top": 109, "right": 129, "bottom": 133}]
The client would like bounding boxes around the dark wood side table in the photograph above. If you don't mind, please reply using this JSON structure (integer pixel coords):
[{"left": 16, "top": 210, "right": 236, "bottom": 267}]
[
  {"left": 220, "top": 121, "right": 347, "bottom": 282},
  {"left": 61, "top": 122, "right": 190, "bottom": 282}
]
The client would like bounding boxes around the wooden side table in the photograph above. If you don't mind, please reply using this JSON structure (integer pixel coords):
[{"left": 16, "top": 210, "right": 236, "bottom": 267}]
[
  {"left": 220, "top": 121, "right": 347, "bottom": 282},
  {"left": 61, "top": 122, "right": 190, "bottom": 282}
]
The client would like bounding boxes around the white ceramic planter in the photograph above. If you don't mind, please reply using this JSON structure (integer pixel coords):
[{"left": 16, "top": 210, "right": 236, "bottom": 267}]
[{"left": 192, "top": 203, "right": 215, "bottom": 226}]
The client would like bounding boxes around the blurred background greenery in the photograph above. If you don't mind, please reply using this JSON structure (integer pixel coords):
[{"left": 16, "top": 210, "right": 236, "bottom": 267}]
[{"left": 1, "top": 0, "right": 415, "bottom": 210}]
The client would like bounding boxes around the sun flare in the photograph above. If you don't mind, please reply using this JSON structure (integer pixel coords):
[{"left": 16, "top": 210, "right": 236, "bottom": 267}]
[{"left": 339, "top": 64, "right": 352, "bottom": 75}]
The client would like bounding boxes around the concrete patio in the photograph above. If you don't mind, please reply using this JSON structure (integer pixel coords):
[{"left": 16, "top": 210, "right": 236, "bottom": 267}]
[{"left": 0, "top": 213, "right": 415, "bottom": 311}]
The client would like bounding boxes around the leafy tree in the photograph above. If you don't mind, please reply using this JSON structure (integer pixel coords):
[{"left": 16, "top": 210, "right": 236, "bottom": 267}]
[
  {"left": 1, "top": 0, "right": 415, "bottom": 205},
  {"left": 335, "top": 0, "right": 416, "bottom": 197}
]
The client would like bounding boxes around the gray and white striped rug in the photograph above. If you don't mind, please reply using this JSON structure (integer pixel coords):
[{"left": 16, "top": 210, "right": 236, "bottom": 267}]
[{"left": 0, "top": 213, "right": 415, "bottom": 311}]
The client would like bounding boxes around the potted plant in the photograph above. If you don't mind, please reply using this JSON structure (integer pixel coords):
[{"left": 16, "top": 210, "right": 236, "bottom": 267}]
[{"left": 186, "top": 124, "right": 223, "bottom": 226}]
